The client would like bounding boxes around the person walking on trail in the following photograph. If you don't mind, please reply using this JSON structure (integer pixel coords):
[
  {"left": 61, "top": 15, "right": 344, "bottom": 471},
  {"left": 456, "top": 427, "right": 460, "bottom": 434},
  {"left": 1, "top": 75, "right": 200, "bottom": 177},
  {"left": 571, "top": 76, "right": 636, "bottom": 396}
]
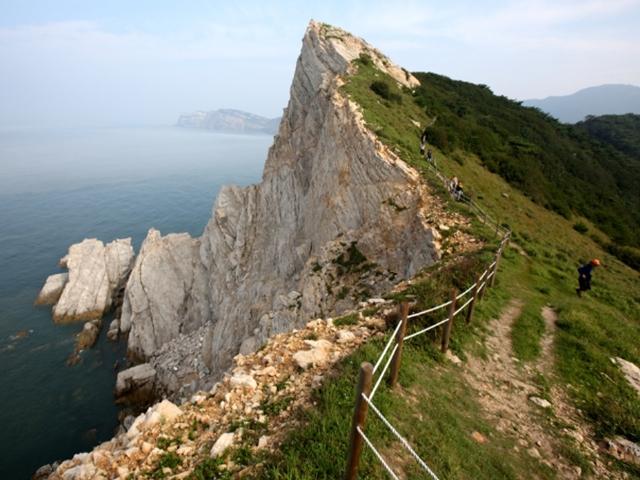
[
  {"left": 449, "top": 176, "right": 459, "bottom": 193},
  {"left": 426, "top": 148, "right": 435, "bottom": 166},
  {"left": 576, "top": 258, "right": 600, "bottom": 296}
]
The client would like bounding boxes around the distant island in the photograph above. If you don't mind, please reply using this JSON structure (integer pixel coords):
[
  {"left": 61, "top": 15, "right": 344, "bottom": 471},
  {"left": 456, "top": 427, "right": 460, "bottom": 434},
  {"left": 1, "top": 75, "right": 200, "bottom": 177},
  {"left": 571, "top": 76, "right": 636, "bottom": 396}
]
[
  {"left": 523, "top": 84, "right": 640, "bottom": 123},
  {"left": 176, "top": 109, "right": 281, "bottom": 135}
]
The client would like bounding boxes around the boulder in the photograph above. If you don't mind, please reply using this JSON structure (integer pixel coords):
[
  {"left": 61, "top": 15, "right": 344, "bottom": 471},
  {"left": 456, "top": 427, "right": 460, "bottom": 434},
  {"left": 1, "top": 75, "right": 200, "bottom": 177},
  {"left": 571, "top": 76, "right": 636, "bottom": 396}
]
[
  {"left": 75, "top": 320, "right": 101, "bottom": 350},
  {"left": 336, "top": 330, "right": 356, "bottom": 344},
  {"left": 115, "top": 363, "right": 156, "bottom": 404},
  {"left": 529, "top": 396, "right": 552, "bottom": 409},
  {"left": 230, "top": 373, "right": 257, "bottom": 390},
  {"left": 32, "top": 463, "right": 55, "bottom": 480},
  {"left": 602, "top": 437, "right": 640, "bottom": 467},
  {"left": 210, "top": 432, "right": 235, "bottom": 457},
  {"left": 61, "top": 464, "right": 97, "bottom": 480},
  {"left": 52, "top": 238, "right": 135, "bottom": 324},
  {"left": 35, "top": 273, "right": 68, "bottom": 305},
  {"left": 144, "top": 400, "right": 183, "bottom": 427},
  {"left": 106, "top": 319, "right": 119, "bottom": 341},
  {"left": 613, "top": 357, "right": 640, "bottom": 395},
  {"left": 293, "top": 340, "right": 333, "bottom": 369}
]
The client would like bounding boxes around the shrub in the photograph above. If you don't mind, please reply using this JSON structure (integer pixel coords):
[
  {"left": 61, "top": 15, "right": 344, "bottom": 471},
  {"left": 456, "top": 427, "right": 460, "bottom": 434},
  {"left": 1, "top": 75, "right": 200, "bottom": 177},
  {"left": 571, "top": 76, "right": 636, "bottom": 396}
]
[
  {"left": 370, "top": 81, "right": 402, "bottom": 104},
  {"left": 357, "top": 53, "right": 373, "bottom": 66},
  {"left": 573, "top": 222, "right": 589, "bottom": 234}
]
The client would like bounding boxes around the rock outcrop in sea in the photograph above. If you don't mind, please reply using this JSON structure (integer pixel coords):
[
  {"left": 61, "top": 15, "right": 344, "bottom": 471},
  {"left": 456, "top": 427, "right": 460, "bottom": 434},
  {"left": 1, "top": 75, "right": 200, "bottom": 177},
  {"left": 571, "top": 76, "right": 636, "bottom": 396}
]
[
  {"left": 37, "top": 238, "right": 135, "bottom": 324},
  {"left": 120, "top": 21, "right": 445, "bottom": 394}
]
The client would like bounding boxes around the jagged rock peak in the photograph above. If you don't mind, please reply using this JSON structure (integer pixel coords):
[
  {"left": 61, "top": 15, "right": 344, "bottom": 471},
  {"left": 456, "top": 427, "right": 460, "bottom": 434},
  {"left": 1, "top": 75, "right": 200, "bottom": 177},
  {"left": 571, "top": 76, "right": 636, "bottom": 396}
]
[
  {"left": 302, "top": 20, "right": 419, "bottom": 90},
  {"left": 120, "top": 20, "right": 442, "bottom": 392}
]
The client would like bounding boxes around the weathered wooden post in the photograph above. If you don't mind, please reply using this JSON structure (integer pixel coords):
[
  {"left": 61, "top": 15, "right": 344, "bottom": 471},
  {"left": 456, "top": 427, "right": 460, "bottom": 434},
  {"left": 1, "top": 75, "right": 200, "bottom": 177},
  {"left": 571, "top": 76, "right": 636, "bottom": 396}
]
[
  {"left": 441, "top": 289, "right": 457, "bottom": 353},
  {"left": 388, "top": 302, "right": 409, "bottom": 388},
  {"left": 466, "top": 272, "right": 485, "bottom": 324},
  {"left": 344, "top": 362, "right": 374, "bottom": 480},
  {"left": 490, "top": 248, "right": 503, "bottom": 288}
]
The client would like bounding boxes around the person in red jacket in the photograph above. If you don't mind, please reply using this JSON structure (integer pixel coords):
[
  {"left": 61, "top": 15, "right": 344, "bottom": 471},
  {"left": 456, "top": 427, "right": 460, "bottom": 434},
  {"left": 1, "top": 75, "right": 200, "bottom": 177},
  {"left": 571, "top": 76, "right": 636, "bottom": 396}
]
[{"left": 576, "top": 258, "right": 600, "bottom": 296}]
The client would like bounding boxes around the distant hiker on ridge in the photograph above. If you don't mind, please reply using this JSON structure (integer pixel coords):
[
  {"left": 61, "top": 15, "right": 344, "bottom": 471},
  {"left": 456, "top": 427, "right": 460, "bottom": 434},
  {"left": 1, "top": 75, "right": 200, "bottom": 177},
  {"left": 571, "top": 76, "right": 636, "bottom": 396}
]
[
  {"left": 576, "top": 258, "right": 600, "bottom": 297},
  {"left": 426, "top": 148, "right": 435, "bottom": 166},
  {"left": 420, "top": 128, "right": 428, "bottom": 155}
]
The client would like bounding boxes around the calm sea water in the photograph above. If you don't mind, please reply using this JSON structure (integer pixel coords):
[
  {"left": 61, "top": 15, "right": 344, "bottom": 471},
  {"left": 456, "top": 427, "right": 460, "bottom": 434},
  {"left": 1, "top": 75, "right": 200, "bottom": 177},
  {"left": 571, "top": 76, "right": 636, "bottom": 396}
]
[{"left": 0, "top": 126, "right": 270, "bottom": 478}]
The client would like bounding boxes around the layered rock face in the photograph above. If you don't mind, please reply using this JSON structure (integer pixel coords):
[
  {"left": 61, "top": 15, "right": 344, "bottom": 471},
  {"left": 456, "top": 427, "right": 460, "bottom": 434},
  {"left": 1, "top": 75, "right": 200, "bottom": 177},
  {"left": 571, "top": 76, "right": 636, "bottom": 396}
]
[
  {"left": 121, "top": 21, "right": 440, "bottom": 386},
  {"left": 50, "top": 238, "right": 135, "bottom": 323}
]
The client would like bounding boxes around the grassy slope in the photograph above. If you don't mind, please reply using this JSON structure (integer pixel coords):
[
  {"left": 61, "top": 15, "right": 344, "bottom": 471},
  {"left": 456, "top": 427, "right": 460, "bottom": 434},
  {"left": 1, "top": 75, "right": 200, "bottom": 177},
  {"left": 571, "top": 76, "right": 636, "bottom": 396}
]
[
  {"left": 412, "top": 73, "right": 640, "bottom": 249},
  {"left": 254, "top": 60, "right": 640, "bottom": 479}
]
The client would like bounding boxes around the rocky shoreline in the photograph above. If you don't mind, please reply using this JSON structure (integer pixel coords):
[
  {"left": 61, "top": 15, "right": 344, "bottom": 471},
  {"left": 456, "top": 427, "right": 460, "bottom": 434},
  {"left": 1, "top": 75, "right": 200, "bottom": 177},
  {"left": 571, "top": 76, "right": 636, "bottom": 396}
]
[
  {"left": 35, "top": 302, "right": 394, "bottom": 480},
  {"left": 32, "top": 20, "right": 472, "bottom": 478}
]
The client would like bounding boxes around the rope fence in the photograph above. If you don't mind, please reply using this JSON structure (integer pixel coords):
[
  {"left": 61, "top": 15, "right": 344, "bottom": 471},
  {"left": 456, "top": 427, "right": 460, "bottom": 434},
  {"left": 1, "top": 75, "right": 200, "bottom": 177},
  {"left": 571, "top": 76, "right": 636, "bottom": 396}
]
[{"left": 344, "top": 160, "right": 512, "bottom": 479}]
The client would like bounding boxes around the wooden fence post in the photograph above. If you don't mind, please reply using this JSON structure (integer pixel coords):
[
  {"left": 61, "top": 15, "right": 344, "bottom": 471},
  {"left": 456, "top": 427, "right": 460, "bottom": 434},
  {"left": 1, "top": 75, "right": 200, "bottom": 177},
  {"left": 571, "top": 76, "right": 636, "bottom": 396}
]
[
  {"left": 441, "top": 289, "right": 457, "bottom": 353},
  {"left": 344, "top": 362, "right": 374, "bottom": 480},
  {"left": 388, "top": 302, "right": 409, "bottom": 388},
  {"left": 466, "top": 272, "right": 484, "bottom": 324},
  {"left": 490, "top": 248, "right": 503, "bottom": 288}
]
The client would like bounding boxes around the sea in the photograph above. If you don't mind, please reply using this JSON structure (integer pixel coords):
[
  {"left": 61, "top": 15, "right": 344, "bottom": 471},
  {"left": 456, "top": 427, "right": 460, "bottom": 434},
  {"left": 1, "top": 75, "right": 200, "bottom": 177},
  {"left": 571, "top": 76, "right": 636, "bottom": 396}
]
[{"left": 0, "top": 126, "right": 270, "bottom": 478}]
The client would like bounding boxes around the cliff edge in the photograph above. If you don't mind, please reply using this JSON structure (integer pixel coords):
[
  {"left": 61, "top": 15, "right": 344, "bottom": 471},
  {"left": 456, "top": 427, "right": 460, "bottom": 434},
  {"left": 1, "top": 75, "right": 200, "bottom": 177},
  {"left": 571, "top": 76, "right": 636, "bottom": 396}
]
[{"left": 119, "top": 21, "right": 444, "bottom": 396}]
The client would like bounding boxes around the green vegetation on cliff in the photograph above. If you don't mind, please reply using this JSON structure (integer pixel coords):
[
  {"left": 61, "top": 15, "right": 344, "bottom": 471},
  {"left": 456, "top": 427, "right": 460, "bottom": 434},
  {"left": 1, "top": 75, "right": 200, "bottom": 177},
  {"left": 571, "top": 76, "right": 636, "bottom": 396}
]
[
  {"left": 255, "top": 56, "right": 640, "bottom": 479},
  {"left": 413, "top": 74, "right": 640, "bottom": 249}
]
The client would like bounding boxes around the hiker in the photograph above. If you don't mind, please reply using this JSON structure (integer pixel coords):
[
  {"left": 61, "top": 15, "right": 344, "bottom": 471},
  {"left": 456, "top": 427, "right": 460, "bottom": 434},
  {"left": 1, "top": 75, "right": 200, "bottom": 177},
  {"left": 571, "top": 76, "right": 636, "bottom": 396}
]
[
  {"left": 576, "top": 259, "right": 600, "bottom": 296},
  {"left": 454, "top": 183, "right": 464, "bottom": 201},
  {"left": 449, "top": 176, "right": 459, "bottom": 193},
  {"left": 426, "top": 148, "right": 434, "bottom": 165}
]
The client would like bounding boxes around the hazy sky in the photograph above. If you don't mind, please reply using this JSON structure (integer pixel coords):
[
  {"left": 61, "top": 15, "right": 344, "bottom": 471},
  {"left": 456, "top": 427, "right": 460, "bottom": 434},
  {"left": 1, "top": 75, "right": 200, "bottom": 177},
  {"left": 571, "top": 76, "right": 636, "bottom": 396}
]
[{"left": 1, "top": 0, "right": 639, "bottom": 128}]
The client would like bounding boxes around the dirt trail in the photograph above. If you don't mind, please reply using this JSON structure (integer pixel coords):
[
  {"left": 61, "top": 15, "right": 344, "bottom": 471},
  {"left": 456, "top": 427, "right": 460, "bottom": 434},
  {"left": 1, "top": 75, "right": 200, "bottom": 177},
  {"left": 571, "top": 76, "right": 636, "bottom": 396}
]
[
  {"left": 537, "top": 306, "right": 623, "bottom": 479},
  {"left": 463, "top": 300, "right": 624, "bottom": 479}
]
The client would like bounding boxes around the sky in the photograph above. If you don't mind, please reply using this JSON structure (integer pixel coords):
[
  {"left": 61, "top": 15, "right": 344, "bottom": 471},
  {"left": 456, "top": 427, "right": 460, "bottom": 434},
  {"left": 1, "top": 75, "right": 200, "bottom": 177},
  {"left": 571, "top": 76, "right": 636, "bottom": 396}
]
[{"left": 1, "top": 0, "right": 639, "bottom": 128}]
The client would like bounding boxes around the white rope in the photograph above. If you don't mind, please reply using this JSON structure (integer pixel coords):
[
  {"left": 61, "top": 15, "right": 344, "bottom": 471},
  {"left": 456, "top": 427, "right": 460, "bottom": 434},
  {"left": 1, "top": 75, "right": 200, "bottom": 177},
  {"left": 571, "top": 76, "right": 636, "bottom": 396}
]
[
  {"left": 456, "top": 282, "right": 477, "bottom": 300},
  {"left": 407, "top": 300, "right": 451, "bottom": 319},
  {"left": 405, "top": 317, "right": 450, "bottom": 341},
  {"left": 453, "top": 296, "right": 474, "bottom": 317},
  {"left": 489, "top": 260, "right": 497, "bottom": 269},
  {"left": 372, "top": 320, "right": 403, "bottom": 374},
  {"left": 486, "top": 270, "right": 495, "bottom": 279},
  {"left": 370, "top": 344, "right": 398, "bottom": 400},
  {"left": 363, "top": 395, "right": 441, "bottom": 480},
  {"left": 357, "top": 426, "right": 401, "bottom": 480}
]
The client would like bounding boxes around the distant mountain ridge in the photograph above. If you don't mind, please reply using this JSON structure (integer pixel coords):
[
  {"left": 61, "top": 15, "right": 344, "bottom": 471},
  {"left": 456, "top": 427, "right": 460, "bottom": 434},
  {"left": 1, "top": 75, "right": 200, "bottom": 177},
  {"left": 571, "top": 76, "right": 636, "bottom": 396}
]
[
  {"left": 523, "top": 84, "right": 640, "bottom": 123},
  {"left": 177, "top": 109, "right": 281, "bottom": 135}
]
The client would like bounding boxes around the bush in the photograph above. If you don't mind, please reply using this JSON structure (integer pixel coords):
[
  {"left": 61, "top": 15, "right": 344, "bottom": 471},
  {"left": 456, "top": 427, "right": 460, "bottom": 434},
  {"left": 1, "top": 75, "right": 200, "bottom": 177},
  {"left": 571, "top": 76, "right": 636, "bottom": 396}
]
[
  {"left": 606, "top": 243, "right": 640, "bottom": 271},
  {"left": 370, "top": 81, "right": 402, "bottom": 104},
  {"left": 573, "top": 222, "right": 589, "bottom": 234},
  {"left": 370, "top": 80, "right": 390, "bottom": 98},
  {"left": 357, "top": 53, "right": 372, "bottom": 66}
]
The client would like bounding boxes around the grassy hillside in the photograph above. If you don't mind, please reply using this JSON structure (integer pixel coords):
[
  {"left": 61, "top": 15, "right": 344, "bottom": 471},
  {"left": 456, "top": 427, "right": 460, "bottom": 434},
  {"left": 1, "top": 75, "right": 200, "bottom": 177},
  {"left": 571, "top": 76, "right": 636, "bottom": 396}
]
[
  {"left": 412, "top": 73, "right": 640, "bottom": 250},
  {"left": 253, "top": 57, "right": 640, "bottom": 479}
]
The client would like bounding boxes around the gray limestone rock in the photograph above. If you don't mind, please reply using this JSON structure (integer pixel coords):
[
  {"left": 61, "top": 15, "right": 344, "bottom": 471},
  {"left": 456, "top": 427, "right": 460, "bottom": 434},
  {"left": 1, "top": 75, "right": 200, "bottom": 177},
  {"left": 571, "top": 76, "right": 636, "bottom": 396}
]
[
  {"left": 52, "top": 238, "right": 134, "bottom": 323},
  {"left": 119, "top": 21, "right": 440, "bottom": 390},
  {"left": 115, "top": 363, "right": 156, "bottom": 404},
  {"left": 35, "top": 273, "right": 68, "bottom": 305}
]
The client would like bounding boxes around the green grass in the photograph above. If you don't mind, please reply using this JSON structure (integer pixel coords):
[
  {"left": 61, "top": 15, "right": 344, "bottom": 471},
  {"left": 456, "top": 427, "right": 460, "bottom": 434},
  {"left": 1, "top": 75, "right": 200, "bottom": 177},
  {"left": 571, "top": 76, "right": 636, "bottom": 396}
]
[
  {"left": 252, "top": 54, "right": 640, "bottom": 478},
  {"left": 334, "top": 313, "right": 359, "bottom": 327},
  {"left": 256, "top": 333, "right": 555, "bottom": 480}
]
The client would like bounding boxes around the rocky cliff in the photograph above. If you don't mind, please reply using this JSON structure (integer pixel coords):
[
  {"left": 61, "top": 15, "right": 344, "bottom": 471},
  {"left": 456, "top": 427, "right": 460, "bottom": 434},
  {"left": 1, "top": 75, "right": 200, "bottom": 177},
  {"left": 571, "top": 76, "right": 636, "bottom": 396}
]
[{"left": 120, "top": 21, "right": 444, "bottom": 393}]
